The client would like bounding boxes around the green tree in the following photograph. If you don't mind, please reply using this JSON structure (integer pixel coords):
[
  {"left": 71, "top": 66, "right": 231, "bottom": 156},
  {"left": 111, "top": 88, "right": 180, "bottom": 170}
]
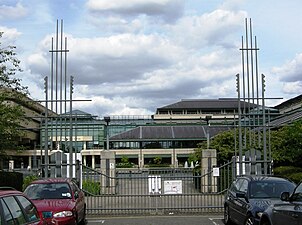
[
  {"left": 0, "top": 32, "right": 28, "bottom": 164},
  {"left": 153, "top": 156, "right": 162, "bottom": 165},
  {"left": 192, "top": 129, "right": 237, "bottom": 165},
  {"left": 271, "top": 119, "right": 302, "bottom": 167},
  {"left": 192, "top": 128, "right": 265, "bottom": 165}
]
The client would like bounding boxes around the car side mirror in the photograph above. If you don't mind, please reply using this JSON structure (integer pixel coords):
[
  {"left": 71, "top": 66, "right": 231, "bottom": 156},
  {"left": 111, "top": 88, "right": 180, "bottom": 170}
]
[
  {"left": 281, "top": 192, "right": 290, "bottom": 201},
  {"left": 236, "top": 192, "right": 246, "bottom": 199},
  {"left": 74, "top": 192, "right": 79, "bottom": 199}
]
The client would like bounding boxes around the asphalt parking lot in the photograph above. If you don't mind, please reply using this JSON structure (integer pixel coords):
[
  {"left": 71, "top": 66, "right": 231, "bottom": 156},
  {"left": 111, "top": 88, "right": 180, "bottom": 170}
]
[{"left": 87, "top": 215, "right": 224, "bottom": 225}]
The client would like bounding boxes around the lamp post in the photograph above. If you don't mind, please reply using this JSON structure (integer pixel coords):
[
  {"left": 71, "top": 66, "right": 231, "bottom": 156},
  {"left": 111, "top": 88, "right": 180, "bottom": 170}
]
[
  {"left": 205, "top": 115, "right": 212, "bottom": 149},
  {"left": 104, "top": 116, "right": 110, "bottom": 150}
]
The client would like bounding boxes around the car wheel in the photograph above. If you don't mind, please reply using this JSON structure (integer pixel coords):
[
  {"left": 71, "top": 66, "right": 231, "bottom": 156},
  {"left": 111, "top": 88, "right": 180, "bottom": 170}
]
[
  {"left": 79, "top": 205, "right": 86, "bottom": 225},
  {"left": 224, "top": 205, "right": 233, "bottom": 225},
  {"left": 260, "top": 217, "right": 271, "bottom": 225},
  {"left": 244, "top": 215, "right": 254, "bottom": 225}
]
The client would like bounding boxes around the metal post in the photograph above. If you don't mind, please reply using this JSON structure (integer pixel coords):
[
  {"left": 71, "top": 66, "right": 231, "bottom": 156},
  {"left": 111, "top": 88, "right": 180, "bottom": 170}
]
[
  {"left": 69, "top": 76, "right": 74, "bottom": 178},
  {"left": 236, "top": 74, "right": 243, "bottom": 176},
  {"left": 262, "top": 74, "right": 267, "bottom": 175},
  {"left": 104, "top": 116, "right": 111, "bottom": 150},
  {"left": 44, "top": 76, "right": 49, "bottom": 178}
]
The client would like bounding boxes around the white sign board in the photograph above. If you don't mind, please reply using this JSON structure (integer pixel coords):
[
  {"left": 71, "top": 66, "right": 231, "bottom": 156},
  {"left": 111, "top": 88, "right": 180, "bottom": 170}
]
[
  {"left": 148, "top": 175, "right": 161, "bottom": 194},
  {"left": 164, "top": 180, "right": 182, "bottom": 194},
  {"left": 213, "top": 167, "right": 220, "bottom": 177}
]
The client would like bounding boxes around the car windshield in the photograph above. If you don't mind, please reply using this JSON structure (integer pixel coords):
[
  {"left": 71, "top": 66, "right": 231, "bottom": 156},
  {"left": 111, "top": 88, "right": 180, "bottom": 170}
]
[
  {"left": 24, "top": 183, "right": 72, "bottom": 200},
  {"left": 250, "top": 181, "right": 294, "bottom": 199},
  {"left": 291, "top": 183, "right": 302, "bottom": 201}
]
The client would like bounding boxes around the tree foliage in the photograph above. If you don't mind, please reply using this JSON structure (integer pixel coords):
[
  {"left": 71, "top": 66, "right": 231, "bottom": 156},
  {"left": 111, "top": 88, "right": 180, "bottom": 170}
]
[
  {"left": 270, "top": 119, "right": 302, "bottom": 167},
  {"left": 0, "top": 32, "right": 28, "bottom": 157},
  {"left": 192, "top": 129, "right": 241, "bottom": 165},
  {"left": 191, "top": 119, "right": 302, "bottom": 168}
]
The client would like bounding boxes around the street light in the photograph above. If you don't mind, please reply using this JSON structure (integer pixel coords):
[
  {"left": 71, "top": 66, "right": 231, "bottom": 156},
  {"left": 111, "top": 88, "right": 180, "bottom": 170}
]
[
  {"left": 104, "top": 116, "right": 110, "bottom": 150},
  {"left": 205, "top": 115, "right": 212, "bottom": 148}
]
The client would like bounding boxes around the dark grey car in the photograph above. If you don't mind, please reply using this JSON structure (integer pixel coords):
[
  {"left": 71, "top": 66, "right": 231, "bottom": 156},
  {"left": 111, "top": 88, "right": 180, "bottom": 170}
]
[
  {"left": 260, "top": 181, "right": 302, "bottom": 225},
  {"left": 224, "top": 175, "right": 296, "bottom": 225}
]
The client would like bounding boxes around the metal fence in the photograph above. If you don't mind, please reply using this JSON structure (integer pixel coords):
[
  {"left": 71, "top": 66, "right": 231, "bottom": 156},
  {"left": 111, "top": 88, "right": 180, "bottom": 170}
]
[{"left": 82, "top": 162, "right": 235, "bottom": 216}]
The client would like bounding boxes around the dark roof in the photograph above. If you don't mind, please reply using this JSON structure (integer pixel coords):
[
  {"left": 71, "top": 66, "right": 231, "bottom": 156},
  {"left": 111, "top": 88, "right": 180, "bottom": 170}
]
[
  {"left": 269, "top": 110, "right": 302, "bottom": 127},
  {"left": 274, "top": 94, "right": 302, "bottom": 110},
  {"left": 110, "top": 125, "right": 231, "bottom": 141},
  {"left": 62, "top": 110, "right": 92, "bottom": 116},
  {"left": 157, "top": 98, "right": 258, "bottom": 110}
]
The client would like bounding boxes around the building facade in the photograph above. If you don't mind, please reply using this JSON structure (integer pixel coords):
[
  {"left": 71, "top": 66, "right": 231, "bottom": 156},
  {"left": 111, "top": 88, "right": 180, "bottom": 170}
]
[{"left": 3, "top": 95, "right": 302, "bottom": 171}]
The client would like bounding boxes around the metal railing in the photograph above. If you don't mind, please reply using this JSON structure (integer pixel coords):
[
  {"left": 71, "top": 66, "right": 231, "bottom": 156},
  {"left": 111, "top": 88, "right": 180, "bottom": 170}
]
[{"left": 82, "top": 165, "right": 235, "bottom": 216}]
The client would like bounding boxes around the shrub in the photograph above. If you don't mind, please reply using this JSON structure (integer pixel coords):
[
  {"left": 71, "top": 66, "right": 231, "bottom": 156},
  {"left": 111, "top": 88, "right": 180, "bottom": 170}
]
[
  {"left": 274, "top": 166, "right": 302, "bottom": 176},
  {"left": 116, "top": 162, "right": 135, "bottom": 168},
  {"left": 22, "top": 175, "right": 39, "bottom": 191},
  {"left": 273, "top": 166, "right": 302, "bottom": 184},
  {"left": 82, "top": 179, "right": 100, "bottom": 195},
  {"left": 287, "top": 173, "right": 302, "bottom": 184}
]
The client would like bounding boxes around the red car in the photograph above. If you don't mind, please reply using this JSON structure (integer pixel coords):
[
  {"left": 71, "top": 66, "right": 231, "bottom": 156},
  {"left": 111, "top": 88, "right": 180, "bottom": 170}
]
[
  {"left": 0, "top": 188, "right": 43, "bottom": 225},
  {"left": 24, "top": 178, "right": 86, "bottom": 225}
]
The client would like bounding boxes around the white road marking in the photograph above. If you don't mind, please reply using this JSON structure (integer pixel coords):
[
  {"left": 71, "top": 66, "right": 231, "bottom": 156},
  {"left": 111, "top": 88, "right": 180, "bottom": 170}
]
[
  {"left": 209, "top": 217, "right": 224, "bottom": 225},
  {"left": 88, "top": 220, "right": 105, "bottom": 223}
]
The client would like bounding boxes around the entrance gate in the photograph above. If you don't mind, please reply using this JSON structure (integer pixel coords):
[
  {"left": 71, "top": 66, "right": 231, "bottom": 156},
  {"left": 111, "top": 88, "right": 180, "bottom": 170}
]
[{"left": 82, "top": 162, "right": 234, "bottom": 216}]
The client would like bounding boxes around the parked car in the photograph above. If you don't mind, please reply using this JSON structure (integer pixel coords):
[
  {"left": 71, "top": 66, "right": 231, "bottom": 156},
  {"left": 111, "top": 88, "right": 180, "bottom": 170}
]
[
  {"left": 224, "top": 175, "right": 296, "bottom": 225},
  {"left": 0, "top": 187, "right": 42, "bottom": 225},
  {"left": 24, "top": 178, "right": 86, "bottom": 225},
  {"left": 260, "top": 180, "right": 302, "bottom": 225}
]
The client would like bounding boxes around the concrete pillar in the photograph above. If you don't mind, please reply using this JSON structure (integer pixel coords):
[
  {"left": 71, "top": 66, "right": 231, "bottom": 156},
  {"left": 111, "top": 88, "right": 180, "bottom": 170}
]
[
  {"left": 92, "top": 155, "right": 95, "bottom": 169},
  {"left": 139, "top": 153, "right": 144, "bottom": 168},
  {"left": 83, "top": 156, "right": 87, "bottom": 166},
  {"left": 9, "top": 160, "right": 14, "bottom": 171},
  {"left": 200, "top": 149, "right": 217, "bottom": 193},
  {"left": 100, "top": 150, "right": 116, "bottom": 194},
  {"left": 28, "top": 156, "right": 32, "bottom": 169},
  {"left": 139, "top": 142, "right": 144, "bottom": 169}
]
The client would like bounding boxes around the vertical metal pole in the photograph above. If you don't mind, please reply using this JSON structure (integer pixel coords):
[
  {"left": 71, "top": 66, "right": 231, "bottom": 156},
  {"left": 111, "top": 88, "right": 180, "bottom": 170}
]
[
  {"left": 59, "top": 20, "right": 63, "bottom": 149},
  {"left": 106, "top": 122, "right": 109, "bottom": 150},
  {"left": 268, "top": 113, "right": 272, "bottom": 174},
  {"left": 64, "top": 37, "right": 68, "bottom": 151},
  {"left": 245, "top": 18, "right": 251, "bottom": 148},
  {"left": 69, "top": 76, "right": 73, "bottom": 178},
  {"left": 241, "top": 36, "right": 246, "bottom": 150},
  {"left": 55, "top": 19, "right": 58, "bottom": 114},
  {"left": 255, "top": 36, "right": 261, "bottom": 148},
  {"left": 44, "top": 76, "right": 49, "bottom": 178},
  {"left": 50, "top": 38, "right": 54, "bottom": 152},
  {"left": 249, "top": 18, "right": 256, "bottom": 146},
  {"left": 262, "top": 74, "right": 267, "bottom": 175},
  {"left": 237, "top": 74, "right": 243, "bottom": 176}
]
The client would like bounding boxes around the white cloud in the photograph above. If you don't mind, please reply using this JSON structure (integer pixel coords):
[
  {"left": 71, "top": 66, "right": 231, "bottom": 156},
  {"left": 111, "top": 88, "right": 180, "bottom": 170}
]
[
  {"left": 0, "top": 2, "right": 27, "bottom": 20},
  {"left": 220, "top": 0, "right": 246, "bottom": 11},
  {"left": 166, "top": 9, "right": 247, "bottom": 49},
  {"left": 272, "top": 53, "right": 302, "bottom": 83},
  {"left": 25, "top": 8, "right": 244, "bottom": 116},
  {"left": 0, "top": 26, "right": 22, "bottom": 45},
  {"left": 282, "top": 82, "right": 302, "bottom": 95},
  {"left": 86, "top": 0, "right": 184, "bottom": 23},
  {"left": 4, "top": 0, "right": 301, "bottom": 117}
]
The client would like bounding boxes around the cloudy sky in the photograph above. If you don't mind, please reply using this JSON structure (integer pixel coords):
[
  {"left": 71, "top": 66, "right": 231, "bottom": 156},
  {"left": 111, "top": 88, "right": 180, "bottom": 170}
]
[{"left": 1, "top": 0, "right": 302, "bottom": 117}]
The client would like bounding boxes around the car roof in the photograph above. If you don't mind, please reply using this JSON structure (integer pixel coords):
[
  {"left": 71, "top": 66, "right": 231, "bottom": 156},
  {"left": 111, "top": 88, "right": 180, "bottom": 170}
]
[
  {"left": 0, "top": 189, "right": 23, "bottom": 197},
  {"left": 237, "top": 175, "right": 293, "bottom": 183},
  {"left": 30, "top": 177, "right": 72, "bottom": 184}
]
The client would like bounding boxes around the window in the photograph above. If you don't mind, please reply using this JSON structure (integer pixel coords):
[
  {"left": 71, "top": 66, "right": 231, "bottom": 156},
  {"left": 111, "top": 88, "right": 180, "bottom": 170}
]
[
  {"left": 239, "top": 180, "right": 248, "bottom": 193},
  {"left": 15, "top": 196, "right": 39, "bottom": 222},
  {"left": 1, "top": 196, "right": 27, "bottom": 225}
]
